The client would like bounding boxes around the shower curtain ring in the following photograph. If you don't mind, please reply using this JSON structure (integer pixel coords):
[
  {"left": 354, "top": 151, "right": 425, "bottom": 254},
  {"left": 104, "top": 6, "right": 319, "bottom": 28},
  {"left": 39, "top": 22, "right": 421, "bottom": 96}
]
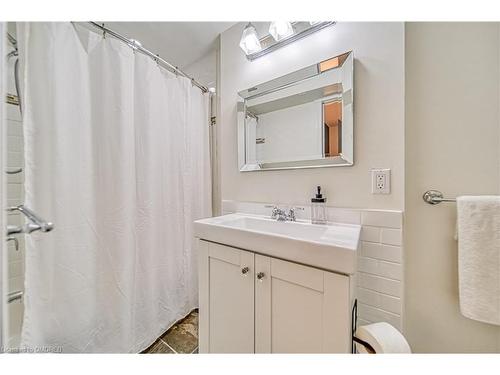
[
  {"left": 155, "top": 54, "right": 160, "bottom": 66},
  {"left": 102, "top": 23, "right": 106, "bottom": 39}
]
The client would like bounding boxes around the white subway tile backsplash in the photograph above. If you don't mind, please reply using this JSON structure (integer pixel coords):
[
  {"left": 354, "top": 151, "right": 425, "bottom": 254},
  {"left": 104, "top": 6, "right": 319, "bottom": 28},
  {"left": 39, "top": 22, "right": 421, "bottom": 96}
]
[
  {"left": 327, "top": 208, "right": 361, "bottom": 225},
  {"left": 357, "top": 286, "right": 380, "bottom": 306},
  {"left": 221, "top": 200, "right": 404, "bottom": 330},
  {"left": 360, "top": 226, "right": 381, "bottom": 242},
  {"left": 361, "top": 210, "right": 402, "bottom": 229},
  {"left": 357, "top": 287, "right": 401, "bottom": 315},
  {"left": 358, "top": 256, "right": 402, "bottom": 281},
  {"left": 357, "top": 318, "right": 372, "bottom": 326},
  {"left": 361, "top": 241, "right": 381, "bottom": 259},
  {"left": 361, "top": 241, "right": 402, "bottom": 263},
  {"left": 357, "top": 303, "right": 401, "bottom": 331},
  {"left": 357, "top": 272, "right": 401, "bottom": 297},
  {"left": 379, "top": 293, "right": 402, "bottom": 315},
  {"left": 381, "top": 228, "right": 402, "bottom": 246},
  {"left": 377, "top": 260, "right": 402, "bottom": 280},
  {"left": 358, "top": 256, "right": 378, "bottom": 274},
  {"left": 380, "top": 244, "right": 402, "bottom": 263}
]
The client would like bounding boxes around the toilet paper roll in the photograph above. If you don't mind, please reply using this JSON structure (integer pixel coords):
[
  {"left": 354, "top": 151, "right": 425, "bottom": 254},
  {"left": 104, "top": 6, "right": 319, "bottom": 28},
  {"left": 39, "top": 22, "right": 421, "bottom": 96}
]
[{"left": 355, "top": 322, "right": 411, "bottom": 354}]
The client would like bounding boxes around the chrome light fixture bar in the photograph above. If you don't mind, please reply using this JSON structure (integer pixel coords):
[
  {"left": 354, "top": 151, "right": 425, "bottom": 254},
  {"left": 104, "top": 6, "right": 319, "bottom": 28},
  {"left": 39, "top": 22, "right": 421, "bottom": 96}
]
[
  {"left": 245, "top": 21, "right": 335, "bottom": 61},
  {"left": 268, "top": 21, "right": 294, "bottom": 41}
]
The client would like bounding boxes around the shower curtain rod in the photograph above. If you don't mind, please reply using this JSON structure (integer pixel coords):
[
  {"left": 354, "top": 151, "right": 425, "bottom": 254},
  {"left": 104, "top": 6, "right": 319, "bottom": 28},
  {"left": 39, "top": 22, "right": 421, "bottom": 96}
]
[
  {"left": 8, "top": 23, "right": 210, "bottom": 93},
  {"left": 82, "top": 22, "right": 209, "bottom": 93}
]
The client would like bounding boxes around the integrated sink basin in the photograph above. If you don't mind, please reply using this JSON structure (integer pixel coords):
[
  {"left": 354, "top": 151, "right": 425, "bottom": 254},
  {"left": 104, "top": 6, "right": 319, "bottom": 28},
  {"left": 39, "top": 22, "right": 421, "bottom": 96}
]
[{"left": 194, "top": 213, "right": 361, "bottom": 275}]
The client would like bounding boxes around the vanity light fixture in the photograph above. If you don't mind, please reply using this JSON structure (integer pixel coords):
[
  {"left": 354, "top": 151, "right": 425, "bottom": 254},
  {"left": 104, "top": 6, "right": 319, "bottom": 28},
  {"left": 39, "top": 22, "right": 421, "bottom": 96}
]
[
  {"left": 239, "top": 22, "right": 262, "bottom": 55},
  {"left": 269, "top": 21, "right": 294, "bottom": 41},
  {"left": 242, "top": 21, "right": 336, "bottom": 61}
]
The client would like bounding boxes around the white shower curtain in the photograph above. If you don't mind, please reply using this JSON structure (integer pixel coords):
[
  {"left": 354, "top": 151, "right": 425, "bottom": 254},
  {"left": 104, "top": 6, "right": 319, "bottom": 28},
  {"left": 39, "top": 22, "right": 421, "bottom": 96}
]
[{"left": 19, "top": 23, "right": 211, "bottom": 353}]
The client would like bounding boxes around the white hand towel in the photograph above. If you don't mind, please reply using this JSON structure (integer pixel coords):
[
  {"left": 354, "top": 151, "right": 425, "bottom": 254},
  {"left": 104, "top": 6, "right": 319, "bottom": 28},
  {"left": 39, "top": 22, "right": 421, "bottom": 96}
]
[
  {"left": 457, "top": 196, "right": 500, "bottom": 326},
  {"left": 355, "top": 322, "right": 411, "bottom": 353}
]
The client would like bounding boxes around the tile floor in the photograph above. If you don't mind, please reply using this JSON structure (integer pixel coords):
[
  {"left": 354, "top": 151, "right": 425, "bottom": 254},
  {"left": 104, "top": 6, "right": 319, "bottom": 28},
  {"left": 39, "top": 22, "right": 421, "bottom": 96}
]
[{"left": 142, "top": 309, "right": 199, "bottom": 354}]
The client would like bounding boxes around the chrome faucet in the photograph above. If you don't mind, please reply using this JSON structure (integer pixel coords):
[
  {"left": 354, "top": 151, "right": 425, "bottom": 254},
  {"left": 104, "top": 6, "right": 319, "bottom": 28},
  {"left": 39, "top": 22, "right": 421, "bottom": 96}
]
[
  {"left": 271, "top": 206, "right": 288, "bottom": 221},
  {"left": 268, "top": 205, "right": 304, "bottom": 222}
]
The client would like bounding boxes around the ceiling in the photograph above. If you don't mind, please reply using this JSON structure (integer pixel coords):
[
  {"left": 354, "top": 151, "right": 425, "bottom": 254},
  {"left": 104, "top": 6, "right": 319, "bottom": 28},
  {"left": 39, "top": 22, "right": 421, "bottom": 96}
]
[{"left": 105, "top": 22, "right": 235, "bottom": 69}]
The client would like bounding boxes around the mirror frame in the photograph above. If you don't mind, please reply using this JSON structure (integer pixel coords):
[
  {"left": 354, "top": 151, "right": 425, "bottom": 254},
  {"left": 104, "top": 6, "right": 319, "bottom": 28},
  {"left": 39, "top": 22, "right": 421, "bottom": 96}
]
[{"left": 237, "top": 51, "right": 354, "bottom": 172}]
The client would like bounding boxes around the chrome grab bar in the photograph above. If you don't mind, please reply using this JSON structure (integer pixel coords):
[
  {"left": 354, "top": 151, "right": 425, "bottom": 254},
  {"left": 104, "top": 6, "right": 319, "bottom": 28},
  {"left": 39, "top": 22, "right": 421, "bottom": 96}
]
[
  {"left": 6, "top": 205, "right": 54, "bottom": 234},
  {"left": 8, "top": 290, "right": 23, "bottom": 304}
]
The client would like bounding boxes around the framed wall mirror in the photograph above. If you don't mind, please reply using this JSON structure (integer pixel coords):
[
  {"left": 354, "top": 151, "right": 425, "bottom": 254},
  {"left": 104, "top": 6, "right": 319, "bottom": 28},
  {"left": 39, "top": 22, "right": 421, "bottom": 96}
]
[{"left": 237, "top": 51, "right": 353, "bottom": 171}]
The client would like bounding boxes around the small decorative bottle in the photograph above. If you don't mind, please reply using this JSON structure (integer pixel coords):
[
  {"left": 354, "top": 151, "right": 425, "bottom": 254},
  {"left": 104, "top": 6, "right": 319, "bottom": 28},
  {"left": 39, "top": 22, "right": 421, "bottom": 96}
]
[{"left": 311, "top": 186, "right": 327, "bottom": 225}]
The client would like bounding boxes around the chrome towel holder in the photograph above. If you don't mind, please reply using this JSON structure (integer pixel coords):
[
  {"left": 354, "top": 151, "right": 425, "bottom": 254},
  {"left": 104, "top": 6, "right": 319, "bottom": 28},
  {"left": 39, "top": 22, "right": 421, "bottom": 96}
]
[{"left": 422, "top": 190, "right": 456, "bottom": 205}]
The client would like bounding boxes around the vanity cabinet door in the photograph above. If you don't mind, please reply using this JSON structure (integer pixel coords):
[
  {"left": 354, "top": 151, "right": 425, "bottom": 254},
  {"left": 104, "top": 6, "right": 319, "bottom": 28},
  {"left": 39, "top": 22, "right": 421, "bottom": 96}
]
[
  {"left": 198, "top": 240, "right": 255, "bottom": 353},
  {"left": 255, "top": 256, "right": 351, "bottom": 353}
]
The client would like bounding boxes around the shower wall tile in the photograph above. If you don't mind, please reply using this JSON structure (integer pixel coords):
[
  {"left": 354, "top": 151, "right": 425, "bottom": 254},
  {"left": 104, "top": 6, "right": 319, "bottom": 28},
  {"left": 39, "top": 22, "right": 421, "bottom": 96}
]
[
  {"left": 220, "top": 200, "right": 404, "bottom": 332},
  {"left": 361, "top": 210, "right": 403, "bottom": 229},
  {"left": 7, "top": 151, "right": 23, "bottom": 167},
  {"left": 8, "top": 260, "right": 23, "bottom": 279},
  {"left": 7, "top": 103, "right": 22, "bottom": 122},
  {"left": 8, "top": 135, "right": 23, "bottom": 152},
  {"left": 6, "top": 108, "right": 25, "bottom": 348},
  {"left": 8, "top": 276, "right": 24, "bottom": 293},
  {"left": 7, "top": 120, "right": 22, "bottom": 136}
]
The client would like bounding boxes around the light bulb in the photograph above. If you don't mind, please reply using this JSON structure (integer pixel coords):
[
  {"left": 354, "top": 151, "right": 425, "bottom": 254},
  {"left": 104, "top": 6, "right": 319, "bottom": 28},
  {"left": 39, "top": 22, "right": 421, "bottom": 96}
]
[
  {"left": 269, "top": 21, "right": 294, "bottom": 41},
  {"left": 239, "top": 23, "right": 262, "bottom": 55},
  {"left": 309, "top": 21, "right": 322, "bottom": 26}
]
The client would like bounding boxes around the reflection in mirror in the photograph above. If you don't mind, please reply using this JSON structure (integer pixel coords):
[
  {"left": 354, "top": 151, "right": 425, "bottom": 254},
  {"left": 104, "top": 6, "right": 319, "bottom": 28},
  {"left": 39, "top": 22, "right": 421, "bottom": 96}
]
[
  {"left": 238, "top": 51, "right": 353, "bottom": 171},
  {"left": 323, "top": 100, "right": 342, "bottom": 157}
]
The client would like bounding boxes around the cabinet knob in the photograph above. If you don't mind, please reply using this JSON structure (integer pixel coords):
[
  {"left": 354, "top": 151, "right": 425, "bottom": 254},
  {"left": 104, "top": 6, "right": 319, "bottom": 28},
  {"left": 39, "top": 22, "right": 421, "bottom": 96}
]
[
  {"left": 256, "top": 272, "right": 265, "bottom": 281},
  {"left": 241, "top": 266, "right": 250, "bottom": 275}
]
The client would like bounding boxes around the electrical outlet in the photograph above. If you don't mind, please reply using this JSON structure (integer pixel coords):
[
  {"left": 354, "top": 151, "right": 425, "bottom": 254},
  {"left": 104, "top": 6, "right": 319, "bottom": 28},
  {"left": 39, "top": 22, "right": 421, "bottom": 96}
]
[{"left": 371, "top": 169, "right": 391, "bottom": 194}]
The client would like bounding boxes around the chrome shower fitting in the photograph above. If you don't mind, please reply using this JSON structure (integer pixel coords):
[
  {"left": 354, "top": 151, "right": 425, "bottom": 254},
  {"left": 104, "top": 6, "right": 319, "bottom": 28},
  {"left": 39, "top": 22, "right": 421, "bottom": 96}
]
[{"left": 6, "top": 205, "right": 54, "bottom": 234}]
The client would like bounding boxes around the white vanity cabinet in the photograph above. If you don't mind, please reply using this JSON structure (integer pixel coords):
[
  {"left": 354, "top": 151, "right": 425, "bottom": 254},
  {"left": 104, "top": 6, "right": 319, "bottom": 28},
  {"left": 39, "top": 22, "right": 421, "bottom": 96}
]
[{"left": 198, "top": 240, "right": 353, "bottom": 353}]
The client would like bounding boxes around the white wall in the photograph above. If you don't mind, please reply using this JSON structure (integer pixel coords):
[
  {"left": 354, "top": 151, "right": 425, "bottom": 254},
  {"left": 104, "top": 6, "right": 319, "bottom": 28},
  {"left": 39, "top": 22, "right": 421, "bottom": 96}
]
[
  {"left": 405, "top": 22, "right": 500, "bottom": 353},
  {"left": 255, "top": 101, "right": 323, "bottom": 163},
  {"left": 219, "top": 22, "right": 405, "bottom": 209},
  {"left": 183, "top": 48, "right": 217, "bottom": 89}
]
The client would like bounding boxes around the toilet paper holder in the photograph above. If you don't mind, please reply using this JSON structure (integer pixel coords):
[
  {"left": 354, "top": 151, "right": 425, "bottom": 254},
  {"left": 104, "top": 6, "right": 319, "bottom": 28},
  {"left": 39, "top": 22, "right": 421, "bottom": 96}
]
[{"left": 351, "top": 299, "right": 376, "bottom": 354}]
